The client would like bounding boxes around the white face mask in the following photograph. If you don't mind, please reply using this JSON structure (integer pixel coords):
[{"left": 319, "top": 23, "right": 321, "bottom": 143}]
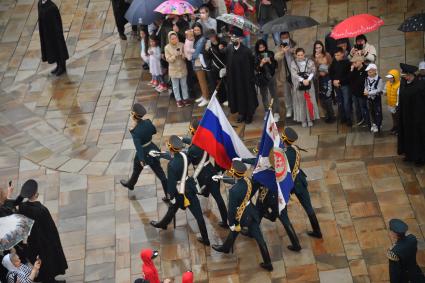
[{"left": 281, "top": 39, "right": 290, "bottom": 45}]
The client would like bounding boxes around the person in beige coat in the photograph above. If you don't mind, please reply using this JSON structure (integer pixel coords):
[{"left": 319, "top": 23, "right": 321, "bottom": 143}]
[{"left": 165, "top": 31, "right": 190, "bottom": 108}]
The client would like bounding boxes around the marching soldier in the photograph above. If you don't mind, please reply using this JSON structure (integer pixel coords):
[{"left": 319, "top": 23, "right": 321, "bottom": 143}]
[
  {"left": 281, "top": 127, "right": 322, "bottom": 239},
  {"left": 387, "top": 219, "right": 425, "bottom": 283},
  {"left": 149, "top": 135, "right": 210, "bottom": 246},
  {"left": 120, "top": 104, "right": 169, "bottom": 202},
  {"left": 182, "top": 119, "right": 228, "bottom": 228},
  {"left": 241, "top": 157, "right": 302, "bottom": 252},
  {"left": 211, "top": 160, "right": 273, "bottom": 271}
]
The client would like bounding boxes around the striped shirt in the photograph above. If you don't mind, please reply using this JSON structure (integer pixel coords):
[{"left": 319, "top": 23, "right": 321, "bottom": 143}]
[{"left": 6, "top": 263, "right": 33, "bottom": 283}]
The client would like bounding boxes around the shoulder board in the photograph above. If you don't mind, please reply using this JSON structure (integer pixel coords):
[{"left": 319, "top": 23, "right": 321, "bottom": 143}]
[{"left": 386, "top": 249, "right": 399, "bottom": 261}]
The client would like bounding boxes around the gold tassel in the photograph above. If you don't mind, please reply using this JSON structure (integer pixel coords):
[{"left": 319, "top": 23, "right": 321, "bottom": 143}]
[
  {"left": 234, "top": 224, "right": 241, "bottom": 232},
  {"left": 184, "top": 195, "right": 190, "bottom": 207}
]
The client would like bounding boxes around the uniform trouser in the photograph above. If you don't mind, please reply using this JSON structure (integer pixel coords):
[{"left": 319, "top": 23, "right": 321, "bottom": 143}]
[
  {"left": 279, "top": 208, "right": 301, "bottom": 248},
  {"left": 158, "top": 195, "right": 209, "bottom": 241},
  {"left": 293, "top": 186, "right": 321, "bottom": 234},
  {"left": 130, "top": 154, "right": 168, "bottom": 196},
  {"left": 221, "top": 224, "right": 271, "bottom": 264},
  {"left": 111, "top": 0, "right": 137, "bottom": 35},
  {"left": 195, "top": 69, "right": 210, "bottom": 100},
  {"left": 206, "top": 180, "right": 228, "bottom": 223},
  {"left": 259, "top": 76, "right": 280, "bottom": 114}
]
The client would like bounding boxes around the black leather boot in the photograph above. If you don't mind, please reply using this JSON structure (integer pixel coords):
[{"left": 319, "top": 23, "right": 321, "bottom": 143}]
[
  {"left": 50, "top": 64, "right": 59, "bottom": 74},
  {"left": 280, "top": 219, "right": 301, "bottom": 251},
  {"left": 55, "top": 60, "right": 66, "bottom": 76},
  {"left": 212, "top": 231, "right": 237, "bottom": 253},
  {"left": 120, "top": 179, "right": 135, "bottom": 191},
  {"left": 150, "top": 204, "right": 178, "bottom": 230},
  {"left": 258, "top": 241, "right": 273, "bottom": 271},
  {"left": 307, "top": 213, "right": 322, "bottom": 239}
]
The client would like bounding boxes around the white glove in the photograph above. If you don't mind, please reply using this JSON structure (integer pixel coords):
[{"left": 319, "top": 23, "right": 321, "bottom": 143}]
[
  {"left": 170, "top": 198, "right": 176, "bottom": 204},
  {"left": 149, "top": 150, "right": 161, "bottom": 157},
  {"left": 229, "top": 225, "right": 236, "bottom": 231},
  {"left": 232, "top": 157, "right": 242, "bottom": 161},
  {"left": 212, "top": 175, "right": 223, "bottom": 182}
]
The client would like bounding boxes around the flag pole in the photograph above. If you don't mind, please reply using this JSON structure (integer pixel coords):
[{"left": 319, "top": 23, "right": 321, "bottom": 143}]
[{"left": 268, "top": 98, "right": 274, "bottom": 111}]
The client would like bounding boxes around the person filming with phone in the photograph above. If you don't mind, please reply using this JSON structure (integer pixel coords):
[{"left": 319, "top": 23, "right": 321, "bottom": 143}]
[
  {"left": 349, "top": 34, "right": 377, "bottom": 64},
  {"left": 2, "top": 252, "right": 41, "bottom": 283}
]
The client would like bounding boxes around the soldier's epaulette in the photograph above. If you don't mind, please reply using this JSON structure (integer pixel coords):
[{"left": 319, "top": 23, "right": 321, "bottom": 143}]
[{"left": 386, "top": 249, "right": 399, "bottom": 261}]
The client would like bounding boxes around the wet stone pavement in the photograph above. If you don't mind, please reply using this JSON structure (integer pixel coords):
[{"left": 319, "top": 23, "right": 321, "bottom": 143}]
[{"left": 0, "top": 0, "right": 424, "bottom": 282}]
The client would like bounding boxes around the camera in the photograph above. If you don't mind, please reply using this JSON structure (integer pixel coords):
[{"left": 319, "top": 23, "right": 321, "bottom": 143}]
[
  {"left": 354, "top": 44, "right": 363, "bottom": 50},
  {"left": 280, "top": 42, "right": 288, "bottom": 47}
]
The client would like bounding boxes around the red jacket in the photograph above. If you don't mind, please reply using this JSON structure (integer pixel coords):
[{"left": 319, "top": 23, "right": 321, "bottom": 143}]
[{"left": 140, "top": 249, "right": 160, "bottom": 283}]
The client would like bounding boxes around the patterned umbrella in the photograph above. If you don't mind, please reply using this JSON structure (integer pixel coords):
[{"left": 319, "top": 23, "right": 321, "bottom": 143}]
[
  {"left": 216, "top": 13, "right": 260, "bottom": 33},
  {"left": 398, "top": 13, "right": 425, "bottom": 32},
  {"left": 330, "top": 14, "right": 384, "bottom": 39},
  {"left": 261, "top": 15, "right": 319, "bottom": 34},
  {"left": 154, "top": 0, "right": 195, "bottom": 15},
  {"left": 0, "top": 214, "right": 34, "bottom": 251}
]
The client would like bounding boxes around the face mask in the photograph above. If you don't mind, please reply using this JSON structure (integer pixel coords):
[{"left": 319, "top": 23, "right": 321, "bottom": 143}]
[{"left": 281, "top": 39, "right": 290, "bottom": 45}]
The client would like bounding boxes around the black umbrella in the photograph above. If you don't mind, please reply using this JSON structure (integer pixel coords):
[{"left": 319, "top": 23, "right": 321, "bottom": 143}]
[
  {"left": 125, "top": 0, "right": 163, "bottom": 25},
  {"left": 398, "top": 13, "right": 425, "bottom": 32},
  {"left": 261, "top": 15, "right": 319, "bottom": 34}
]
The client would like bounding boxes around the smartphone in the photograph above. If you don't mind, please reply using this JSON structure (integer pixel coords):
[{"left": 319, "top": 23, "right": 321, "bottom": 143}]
[
  {"left": 176, "top": 48, "right": 180, "bottom": 52},
  {"left": 9, "top": 180, "right": 12, "bottom": 186},
  {"left": 280, "top": 42, "right": 288, "bottom": 47},
  {"left": 262, "top": 52, "right": 268, "bottom": 58}
]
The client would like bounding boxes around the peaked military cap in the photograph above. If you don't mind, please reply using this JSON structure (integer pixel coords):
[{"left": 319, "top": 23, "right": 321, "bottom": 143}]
[
  {"left": 131, "top": 103, "right": 146, "bottom": 119},
  {"left": 230, "top": 160, "right": 247, "bottom": 177},
  {"left": 20, "top": 179, "right": 38, "bottom": 198},
  {"left": 400, "top": 63, "right": 418, "bottom": 75},
  {"left": 282, "top": 127, "right": 298, "bottom": 144},
  {"left": 168, "top": 135, "right": 184, "bottom": 151},
  {"left": 389, "top": 219, "right": 408, "bottom": 235}
]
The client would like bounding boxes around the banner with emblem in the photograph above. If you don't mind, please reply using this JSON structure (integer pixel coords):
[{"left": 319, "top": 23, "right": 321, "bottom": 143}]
[{"left": 252, "top": 110, "right": 293, "bottom": 212}]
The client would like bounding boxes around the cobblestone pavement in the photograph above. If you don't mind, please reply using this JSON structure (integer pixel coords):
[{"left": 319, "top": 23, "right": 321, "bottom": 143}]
[{"left": 0, "top": 0, "right": 424, "bottom": 282}]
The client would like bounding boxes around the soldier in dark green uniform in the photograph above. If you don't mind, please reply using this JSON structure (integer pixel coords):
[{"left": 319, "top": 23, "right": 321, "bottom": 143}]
[
  {"left": 241, "top": 156, "right": 301, "bottom": 252},
  {"left": 120, "top": 104, "right": 169, "bottom": 202},
  {"left": 149, "top": 135, "right": 210, "bottom": 246},
  {"left": 182, "top": 119, "right": 228, "bottom": 228},
  {"left": 281, "top": 127, "right": 322, "bottom": 239},
  {"left": 387, "top": 218, "right": 425, "bottom": 283},
  {"left": 211, "top": 160, "right": 273, "bottom": 271}
]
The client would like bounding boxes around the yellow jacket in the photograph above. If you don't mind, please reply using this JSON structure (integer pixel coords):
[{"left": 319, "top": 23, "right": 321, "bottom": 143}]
[{"left": 385, "top": 69, "right": 400, "bottom": 107}]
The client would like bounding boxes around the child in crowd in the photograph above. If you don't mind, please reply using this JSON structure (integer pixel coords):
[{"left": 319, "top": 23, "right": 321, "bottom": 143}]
[
  {"left": 142, "top": 35, "right": 167, "bottom": 92},
  {"left": 384, "top": 69, "right": 400, "bottom": 135},
  {"left": 318, "top": 64, "right": 335, "bottom": 123},
  {"left": 364, "top": 64, "right": 384, "bottom": 133},
  {"left": 184, "top": 29, "right": 195, "bottom": 61}
]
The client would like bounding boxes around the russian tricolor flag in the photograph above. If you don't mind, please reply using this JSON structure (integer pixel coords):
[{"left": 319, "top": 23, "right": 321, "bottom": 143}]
[{"left": 192, "top": 94, "right": 254, "bottom": 169}]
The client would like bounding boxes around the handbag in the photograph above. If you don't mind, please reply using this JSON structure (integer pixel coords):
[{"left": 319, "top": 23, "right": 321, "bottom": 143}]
[{"left": 295, "top": 59, "right": 311, "bottom": 91}]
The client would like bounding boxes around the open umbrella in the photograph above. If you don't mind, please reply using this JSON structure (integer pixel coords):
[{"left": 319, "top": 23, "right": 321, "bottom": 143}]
[
  {"left": 330, "top": 14, "right": 384, "bottom": 39},
  {"left": 398, "top": 13, "right": 425, "bottom": 32},
  {"left": 125, "top": 0, "right": 163, "bottom": 25},
  {"left": 216, "top": 13, "right": 259, "bottom": 33},
  {"left": 260, "top": 15, "right": 319, "bottom": 34},
  {"left": 155, "top": 0, "right": 195, "bottom": 15},
  {"left": 0, "top": 214, "right": 34, "bottom": 251}
]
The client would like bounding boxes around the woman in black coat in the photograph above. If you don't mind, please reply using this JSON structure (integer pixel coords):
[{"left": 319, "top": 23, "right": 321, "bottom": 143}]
[{"left": 38, "top": 0, "right": 69, "bottom": 76}]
